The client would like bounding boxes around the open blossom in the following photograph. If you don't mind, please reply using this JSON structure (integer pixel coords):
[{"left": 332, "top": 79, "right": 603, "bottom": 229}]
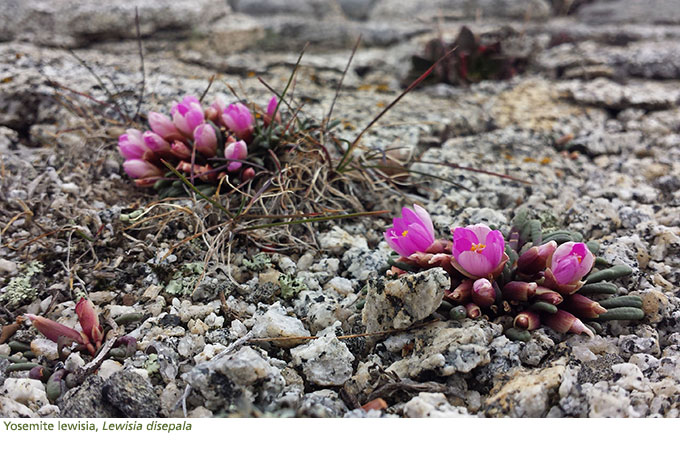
[
  {"left": 451, "top": 224, "right": 507, "bottom": 279},
  {"left": 222, "top": 103, "right": 253, "bottom": 141},
  {"left": 118, "top": 129, "right": 153, "bottom": 160},
  {"left": 544, "top": 241, "right": 594, "bottom": 294},
  {"left": 384, "top": 204, "right": 435, "bottom": 258},
  {"left": 224, "top": 140, "right": 248, "bottom": 172},
  {"left": 171, "top": 96, "right": 205, "bottom": 137}
]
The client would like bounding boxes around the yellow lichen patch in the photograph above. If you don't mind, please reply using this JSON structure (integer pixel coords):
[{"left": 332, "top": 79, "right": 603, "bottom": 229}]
[
  {"left": 491, "top": 79, "right": 588, "bottom": 132},
  {"left": 485, "top": 358, "right": 567, "bottom": 417}
]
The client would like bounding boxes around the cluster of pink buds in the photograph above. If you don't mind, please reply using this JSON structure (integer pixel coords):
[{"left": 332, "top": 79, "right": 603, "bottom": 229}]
[
  {"left": 118, "top": 95, "right": 281, "bottom": 188},
  {"left": 383, "top": 205, "right": 619, "bottom": 339},
  {"left": 25, "top": 298, "right": 103, "bottom": 355}
]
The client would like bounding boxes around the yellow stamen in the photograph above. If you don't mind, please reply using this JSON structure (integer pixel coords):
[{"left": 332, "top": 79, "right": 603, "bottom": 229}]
[
  {"left": 470, "top": 243, "right": 486, "bottom": 253},
  {"left": 577, "top": 255, "right": 582, "bottom": 263},
  {"left": 402, "top": 230, "right": 409, "bottom": 237}
]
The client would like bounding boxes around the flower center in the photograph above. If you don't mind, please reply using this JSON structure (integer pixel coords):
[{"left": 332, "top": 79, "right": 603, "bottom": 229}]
[
  {"left": 470, "top": 243, "right": 486, "bottom": 253},
  {"left": 576, "top": 255, "right": 582, "bottom": 263},
  {"left": 401, "top": 230, "right": 409, "bottom": 237}
]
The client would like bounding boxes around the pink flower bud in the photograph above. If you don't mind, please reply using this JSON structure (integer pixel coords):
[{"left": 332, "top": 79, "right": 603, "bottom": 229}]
[
  {"left": 451, "top": 224, "right": 508, "bottom": 279},
  {"left": 204, "top": 106, "right": 219, "bottom": 123},
  {"left": 542, "top": 309, "right": 593, "bottom": 337},
  {"left": 563, "top": 294, "right": 607, "bottom": 319},
  {"left": 534, "top": 286, "right": 563, "bottom": 305},
  {"left": 471, "top": 278, "right": 496, "bottom": 308},
  {"left": 193, "top": 123, "right": 218, "bottom": 157},
  {"left": 148, "top": 112, "right": 184, "bottom": 141},
  {"left": 118, "top": 129, "right": 152, "bottom": 160},
  {"left": 224, "top": 140, "right": 248, "bottom": 172},
  {"left": 25, "top": 314, "right": 86, "bottom": 346},
  {"left": 447, "top": 278, "right": 472, "bottom": 303},
  {"left": 464, "top": 302, "right": 481, "bottom": 319},
  {"left": 170, "top": 140, "right": 192, "bottom": 159},
  {"left": 241, "top": 167, "right": 255, "bottom": 181},
  {"left": 264, "top": 96, "right": 281, "bottom": 126},
  {"left": 513, "top": 311, "right": 540, "bottom": 330},
  {"left": 384, "top": 204, "right": 435, "bottom": 258},
  {"left": 142, "top": 131, "right": 171, "bottom": 157},
  {"left": 222, "top": 103, "right": 253, "bottom": 141},
  {"left": 171, "top": 96, "right": 205, "bottom": 137},
  {"left": 502, "top": 281, "right": 538, "bottom": 302},
  {"left": 123, "top": 159, "right": 164, "bottom": 180},
  {"left": 517, "top": 240, "right": 557, "bottom": 275},
  {"left": 75, "top": 298, "right": 103, "bottom": 348}
]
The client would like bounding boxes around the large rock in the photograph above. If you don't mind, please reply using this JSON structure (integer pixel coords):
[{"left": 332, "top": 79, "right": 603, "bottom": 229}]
[
  {"left": 102, "top": 371, "right": 160, "bottom": 418},
  {"left": 183, "top": 346, "right": 285, "bottom": 411},
  {"left": 485, "top": 359, "right": 567, "bottom": 418},
  {"left": 2, "top": 0, "right": 229, "bottom": 47},
  {"left": 578, "top": 0, "right": 680, "bottom": 25},
  {"left": 362, "top": 268, "right": 448, "bottom": 334},
  {"left": 387, "top": 320, "right": 501, "bottom": 378},
  {"left": 59, "top": 375, "right": 120, "bottom": 418}
]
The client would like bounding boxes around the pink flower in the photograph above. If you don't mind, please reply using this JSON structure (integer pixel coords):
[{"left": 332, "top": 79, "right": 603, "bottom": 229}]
[
  {"left": 224, "top": 140, "right": 248, "bottom": 172},
  {"left": 222, "top": 103, "right": 253, "bottom": 141},
  {"left": 264, "top": 96, "right": 281, "bottom": 126},
  {"left": 123, "top": 159, "right": 164, "bottom": 186},
  {"left": 241, "top": 167, "right": 255, "bottom": 181},
  {"left": 471, "top": 278, "right": 495, "bottom": 307},
  {"left": 193, "top": 123, "right": 217, "bottom": 157},
  {"left": 544, "top": 242, "right": 594, "bottom": 294},
  {"left": 148, "top": 112, "right": 183, "bottom": 141},
  {"left": 171, "top": 96, "right": 205, "bottom": 137},
  {"left": 451, "top": 224, "right": 507, "bottom": 279},
  {"left": 118, "top": 129, "right": 152, "bottom": 160},
  {"left": 516, "top": 240, "right": 557, "bottom": 275},
  {"left": 142, "top": 131, "right": 171, "bottom": 157},
  {"left": 383, "top": 204, "right": 435, "bottom": 258},
  {"left": 170, "top": 141, "right": 192, "bottom": 159}
]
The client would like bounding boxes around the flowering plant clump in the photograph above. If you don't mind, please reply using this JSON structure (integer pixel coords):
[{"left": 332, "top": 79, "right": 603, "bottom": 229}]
[
  {"left": 118, "top": 94, "right": 283, "bottom": 197},
  {"left": 384, "top": 208, "right": 643, "bottom": 341}
]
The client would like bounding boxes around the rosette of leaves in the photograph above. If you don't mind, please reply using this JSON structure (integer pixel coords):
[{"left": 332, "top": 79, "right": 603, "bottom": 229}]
[
  {"left": 494, "top": 210, "right": 644, "bottom": 341},
  {"left": 403, "top": 26, "right": 529, "bottom": 87}
]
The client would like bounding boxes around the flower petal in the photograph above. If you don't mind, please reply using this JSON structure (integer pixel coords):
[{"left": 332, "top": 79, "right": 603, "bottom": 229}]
[
  {"left": 480, "top": 229, "right": 505, "bottom": 267},
  {"left": 456, "top": 251, "right": 494, "bottom": 278},
  {"left": 468, "top": 224, "right": 492, "bottom": 243},
  {"left": 452, "top": 227, "right": 478, "bottom": 258}
]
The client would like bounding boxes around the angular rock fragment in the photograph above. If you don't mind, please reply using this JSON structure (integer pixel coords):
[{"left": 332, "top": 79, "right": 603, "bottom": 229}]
[
  {"left": 290, "top": 324, "right": 355, "bottom": 386},
  {"left": 362, "top": 267, "right": 448, "bottom": 334}
]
